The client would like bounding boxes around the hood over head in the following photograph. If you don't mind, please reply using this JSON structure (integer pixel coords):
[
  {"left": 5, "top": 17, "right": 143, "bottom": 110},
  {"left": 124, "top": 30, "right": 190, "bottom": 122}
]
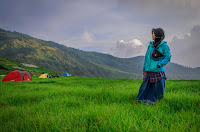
[{"left": 152, "top": 28, "right": 165, "bottom": 47}]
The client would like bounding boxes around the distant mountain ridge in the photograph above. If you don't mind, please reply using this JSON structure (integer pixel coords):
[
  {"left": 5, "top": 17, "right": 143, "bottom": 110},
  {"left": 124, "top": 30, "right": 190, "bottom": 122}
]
[{"left": 0, "top": 28, "right": 200, "bottom": 80}]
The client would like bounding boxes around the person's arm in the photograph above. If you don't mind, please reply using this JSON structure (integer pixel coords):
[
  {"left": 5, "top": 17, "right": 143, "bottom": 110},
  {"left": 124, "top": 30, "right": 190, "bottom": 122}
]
[
  {"left": 157, "top": 44, "right": 171, "bottom": 67},
  {"left": 143, "top": 42, "right": 151, "bottom": 72}
]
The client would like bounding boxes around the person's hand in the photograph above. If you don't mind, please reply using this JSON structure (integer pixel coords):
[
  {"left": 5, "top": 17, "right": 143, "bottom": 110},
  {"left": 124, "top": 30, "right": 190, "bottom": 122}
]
[
  {"left": 143, "top": 72, "right": 146, "bottom": 76},
  {"left": 157, "top": 65, "right": 160, "bottom": 68}
]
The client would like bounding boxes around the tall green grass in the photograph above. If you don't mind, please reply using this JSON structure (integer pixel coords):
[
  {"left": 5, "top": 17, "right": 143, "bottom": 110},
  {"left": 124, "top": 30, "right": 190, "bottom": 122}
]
[{"left": 0, "top": 76, "right": 199, "bottom": 131}]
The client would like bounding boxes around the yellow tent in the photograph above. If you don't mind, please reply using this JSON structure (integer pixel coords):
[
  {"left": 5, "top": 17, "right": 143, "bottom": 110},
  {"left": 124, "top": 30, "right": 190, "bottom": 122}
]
[{"left": 39, "top": 73, "right": 49, "bottom": 78}]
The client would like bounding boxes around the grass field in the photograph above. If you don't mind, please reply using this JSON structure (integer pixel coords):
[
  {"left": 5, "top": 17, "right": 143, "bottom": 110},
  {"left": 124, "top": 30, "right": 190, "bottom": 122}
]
[{"left": 0, "top": 76, "right": 200, "bottom": 131}]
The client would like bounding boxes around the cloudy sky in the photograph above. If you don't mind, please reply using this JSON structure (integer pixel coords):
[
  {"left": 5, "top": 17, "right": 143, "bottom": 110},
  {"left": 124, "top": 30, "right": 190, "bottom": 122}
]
[{"left": 0, "top": 0, "right": 200, "bottom": 67}]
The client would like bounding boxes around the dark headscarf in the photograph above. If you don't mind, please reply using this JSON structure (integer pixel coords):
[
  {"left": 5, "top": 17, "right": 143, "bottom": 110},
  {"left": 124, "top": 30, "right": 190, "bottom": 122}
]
[{"left": 152, "top": 28, "right": 165, "bottom": 47}]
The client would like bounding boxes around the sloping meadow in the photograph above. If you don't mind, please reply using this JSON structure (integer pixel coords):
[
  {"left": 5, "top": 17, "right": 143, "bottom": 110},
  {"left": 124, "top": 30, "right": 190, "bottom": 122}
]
[{"left": 0, "top": 76, "right": 199, "bottom": 131}]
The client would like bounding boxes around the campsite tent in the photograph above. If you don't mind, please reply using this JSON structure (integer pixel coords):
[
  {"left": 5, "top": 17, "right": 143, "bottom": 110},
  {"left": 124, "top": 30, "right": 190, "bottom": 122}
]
[
  {"left": 61, "top": 72, "right": 70, "bottom": 77},
  {"left": 2, "top": 70, "right": 32, "bottom": 82},
  {"left": 39, "top": 73, "right": 49, "bottom": 78}
]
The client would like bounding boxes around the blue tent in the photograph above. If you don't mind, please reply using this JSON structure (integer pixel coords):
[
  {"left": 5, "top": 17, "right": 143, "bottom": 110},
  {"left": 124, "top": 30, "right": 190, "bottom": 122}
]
[{"left": 61, "top": 72, "right": 70, "bottom": 77}]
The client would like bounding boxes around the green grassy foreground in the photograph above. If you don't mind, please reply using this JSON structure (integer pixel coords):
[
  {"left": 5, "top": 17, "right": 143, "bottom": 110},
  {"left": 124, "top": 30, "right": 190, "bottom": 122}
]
[{"left": 0, "top": 76, "right": 200, "bottom": 131}]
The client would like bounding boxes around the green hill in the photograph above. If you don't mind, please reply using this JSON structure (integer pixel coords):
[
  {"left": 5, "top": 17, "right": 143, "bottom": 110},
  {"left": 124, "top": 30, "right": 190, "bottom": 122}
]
[
  {"left": 0, "top": 56, "right": 55, "bottom": 76},
  {"left": 0, "top": 28, "right": 141, "bottom": 79},
  {"left": 0, "top": 28, "right": 200, "bottom": 80}
]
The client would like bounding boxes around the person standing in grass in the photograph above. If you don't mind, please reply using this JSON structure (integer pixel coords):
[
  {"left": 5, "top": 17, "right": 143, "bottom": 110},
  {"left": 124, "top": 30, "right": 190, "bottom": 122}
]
[{"left": 137, "top": 28, "right": 171, "bottom": 104}]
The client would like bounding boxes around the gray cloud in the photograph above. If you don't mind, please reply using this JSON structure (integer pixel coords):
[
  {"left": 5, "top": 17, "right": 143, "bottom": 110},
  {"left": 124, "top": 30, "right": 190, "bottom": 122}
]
[{"left": 169, "top": 25, "right": 200, "bottom": 67}]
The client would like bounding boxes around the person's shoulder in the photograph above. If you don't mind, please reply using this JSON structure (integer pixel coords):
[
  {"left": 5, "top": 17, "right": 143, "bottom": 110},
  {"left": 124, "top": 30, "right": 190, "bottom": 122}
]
[
  {"left": 149, "top": 41, "right": 154, "bottom": 44},
  {"left": 161, "top": 41, "right": 170, "bottom": 50},
  {"left": 161, "top": 41, "right": 169, "bottom": 46},
  {"left": 161, "top": 41, "right": 167, "bottom": 44},
  {"left": 148, "top": 41, "right": 154, "bottom": 47}
]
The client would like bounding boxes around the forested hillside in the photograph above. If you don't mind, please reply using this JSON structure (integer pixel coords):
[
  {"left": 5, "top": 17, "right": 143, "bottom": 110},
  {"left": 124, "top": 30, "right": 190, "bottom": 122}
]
[{"left": 0, "top": 56, "right": 55, "bottom": 76}]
